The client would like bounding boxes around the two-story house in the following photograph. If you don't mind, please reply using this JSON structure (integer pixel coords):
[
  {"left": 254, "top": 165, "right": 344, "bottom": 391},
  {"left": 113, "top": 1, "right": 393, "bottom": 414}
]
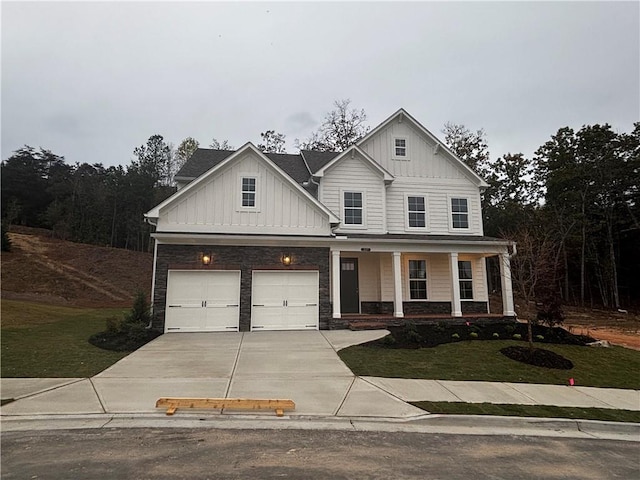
[{"left": 144, "top": 109, "right": 516, "bottom": 332}]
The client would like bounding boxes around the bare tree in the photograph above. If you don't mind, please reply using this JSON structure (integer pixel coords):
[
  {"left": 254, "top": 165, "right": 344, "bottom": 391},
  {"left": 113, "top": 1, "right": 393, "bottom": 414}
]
[
  {"left": 209, "top": 138, "right": 234, "bottom": 150},
  {"left": 295, "top": 99, "right": 369, "bottom": 152},
  {"left": 176, "top": 137, "right": 199, "bottom": 170},
  {"left": 257, "top": 130, "right": 286, "bottom": 153}
]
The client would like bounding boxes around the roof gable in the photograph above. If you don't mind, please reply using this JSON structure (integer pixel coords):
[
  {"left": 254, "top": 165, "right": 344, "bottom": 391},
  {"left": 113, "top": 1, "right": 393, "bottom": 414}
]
[
  {"left": 146, "top": 143, "right": 339, "bottom": 223},
  {"left": 312, "top": 146, "right": 394, "bottom": 183},
  {"left": 357, "top": 108, "right": 489, "bottom": 187}
]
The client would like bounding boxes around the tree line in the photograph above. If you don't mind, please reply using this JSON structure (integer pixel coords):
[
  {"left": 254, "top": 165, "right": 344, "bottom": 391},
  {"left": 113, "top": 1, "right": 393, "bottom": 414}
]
[{"left": 2, "top": 100, "right": 638, "bottom": 310}]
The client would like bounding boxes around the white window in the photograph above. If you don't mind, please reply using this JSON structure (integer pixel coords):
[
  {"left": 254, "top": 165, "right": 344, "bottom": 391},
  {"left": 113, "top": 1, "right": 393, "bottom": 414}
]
[
  {"left": 393, "top": 138, "right": 408, "bottom": 159},
  {"left": 458, "top": 260, "right": 473, "bottom": 300},
  {"left": 343, "top": 191, "right": 363, "bottom": 225},
  {"left": 241, "top": 177, "right": 256, "bottom": 208},
  {"left": 407, "top": 196, "right": 426, "bottom": 228},
  {"left": 408, "top": 259, "right": 427, "bottom": 300},
  {"left": 451, "top": 198, "right": 469, "bottom": 229}
]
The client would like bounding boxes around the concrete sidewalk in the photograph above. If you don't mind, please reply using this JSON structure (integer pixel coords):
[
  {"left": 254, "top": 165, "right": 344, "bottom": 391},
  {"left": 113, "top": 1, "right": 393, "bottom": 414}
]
[{"left": 1, "top": 330, "right": 639, "bottom": 422}]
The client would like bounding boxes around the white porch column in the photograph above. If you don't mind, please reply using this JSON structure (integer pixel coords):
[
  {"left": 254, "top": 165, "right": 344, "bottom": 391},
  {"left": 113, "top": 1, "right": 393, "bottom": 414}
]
[
  {"left": 332, "top": 250, "right": 341, "bottom": 319},
  {"left": 392, "top": 252, "right": 404, "bottom": 318},
  {"left": 449, "top": 252, "right": 462, "bottom": 317},
  {"left": 499, "top": 252, "right": 516, "bottom": 316}
]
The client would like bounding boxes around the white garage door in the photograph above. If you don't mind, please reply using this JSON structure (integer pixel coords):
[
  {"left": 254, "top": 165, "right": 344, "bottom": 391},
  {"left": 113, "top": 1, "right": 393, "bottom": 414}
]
[
  {"left": 165, "top": 270, "right": 240, "bottom": 332},
  {"left": 251, "top": 271, "right": 319, "bottom": 331}
]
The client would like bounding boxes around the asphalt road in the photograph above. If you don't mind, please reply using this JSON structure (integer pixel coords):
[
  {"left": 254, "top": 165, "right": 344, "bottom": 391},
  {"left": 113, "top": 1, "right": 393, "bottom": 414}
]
[{"left": 2, "top": 428, "right": 638, "bottom": 479}]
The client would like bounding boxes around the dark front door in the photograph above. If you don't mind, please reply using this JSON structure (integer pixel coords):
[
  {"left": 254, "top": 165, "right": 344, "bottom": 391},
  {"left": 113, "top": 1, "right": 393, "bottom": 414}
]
[{"left": 340, "top": 258, "right": 359, "bottom": 313}]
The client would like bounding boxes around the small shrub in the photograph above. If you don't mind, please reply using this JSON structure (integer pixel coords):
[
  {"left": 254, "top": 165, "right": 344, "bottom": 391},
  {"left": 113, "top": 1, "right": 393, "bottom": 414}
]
[
  {"left": 535, "top": 335, "right": 545, "bottom": 341},
  {"left": 505, "top": 325, "right": 515, "bottom": 335},
  {"left": 434, "top": 321, "right": 447, "bottom": 333},
  {"left": 1, "top": 224, "right": 11, "bottom": 252},
  {"left": 469, "top": 332, "right": 479, "bottom": 339},
  {"left": 451, "top": 333, "right": 460, "bottom": 340},
  {"left": 492, "top": 333, "right": 500, "bottom": 339},
  {"left": 105, "top": 316, "right": 121, "bottom": 334},
  {"left": 470, "top": 325, "right": 482, "bottom": 334},
  {"left": 403, "top": 321, "right": 423, "bottom": 343},
  {"left": 513, "top": 333, "right": 522, "bottom": 340},
  {"left": 381, "top": 335, "right": 396, "bottom": 346}
]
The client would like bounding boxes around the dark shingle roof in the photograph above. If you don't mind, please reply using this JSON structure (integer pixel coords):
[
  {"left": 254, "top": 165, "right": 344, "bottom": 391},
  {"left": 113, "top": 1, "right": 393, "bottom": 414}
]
[
  {"left": 300, "top": 150, "right": 340, "bottom": 174},
  {"left": 264, "top": 153, "right": 310, "bottom": 184},
  {"left": 175, "top": 149, "right": 234, "bottom": 179},
  {"left": 174, "top": 148, "right": 312, "bottom": 185}
]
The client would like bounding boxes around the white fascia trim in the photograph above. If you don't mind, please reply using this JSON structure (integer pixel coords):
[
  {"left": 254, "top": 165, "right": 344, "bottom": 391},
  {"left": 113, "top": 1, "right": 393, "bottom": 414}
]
[
  {"left": 145, "top": 142, "right": 339, "bottom": 224},
  {"left": 313, "top": 146, "right": 394, "bottom": 183},
  {"left": 357, "top": 108, "right": 489, "bottom": 188},
  {"left": 152, "top": 232, "right": 513, "bottom": 253}
]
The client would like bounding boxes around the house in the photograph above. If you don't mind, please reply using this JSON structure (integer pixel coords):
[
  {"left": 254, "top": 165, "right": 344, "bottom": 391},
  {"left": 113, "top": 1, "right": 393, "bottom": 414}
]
[{"left": 144, "top": 109, "right": 516, "bottom": 332}]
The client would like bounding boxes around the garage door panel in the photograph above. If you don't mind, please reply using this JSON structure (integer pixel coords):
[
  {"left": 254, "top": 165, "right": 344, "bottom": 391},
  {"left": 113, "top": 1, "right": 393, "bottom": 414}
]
[
  {"left": 166, "top": 270, "right": 240, "bottom": 332},
  {"left": 251, "top": 271, "right": 319, "bottom": 331}
]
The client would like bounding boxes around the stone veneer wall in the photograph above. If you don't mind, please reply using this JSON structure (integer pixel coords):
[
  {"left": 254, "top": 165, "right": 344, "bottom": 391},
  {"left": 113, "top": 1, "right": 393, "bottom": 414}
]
[
  {"left": 153, "top": 244, "right": 331, "bottom": 332},
  {"left": 461, "top": 301, "right": 490, "bottom": 314}
]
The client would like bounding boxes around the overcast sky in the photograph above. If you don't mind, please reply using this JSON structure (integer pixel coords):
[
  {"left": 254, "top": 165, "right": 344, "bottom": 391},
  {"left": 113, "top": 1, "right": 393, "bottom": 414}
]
[{"left": 2, "top": 1, "right": 638, "bottom": 168}]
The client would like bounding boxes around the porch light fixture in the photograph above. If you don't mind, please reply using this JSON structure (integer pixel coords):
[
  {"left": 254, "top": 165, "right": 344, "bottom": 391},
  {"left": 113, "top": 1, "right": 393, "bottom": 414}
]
[
  {"left": 201, "top": 254, "right": 212, "bottom": 266},
  {"left": 281, "top": 254, "right": 292, "bottom": 266}
]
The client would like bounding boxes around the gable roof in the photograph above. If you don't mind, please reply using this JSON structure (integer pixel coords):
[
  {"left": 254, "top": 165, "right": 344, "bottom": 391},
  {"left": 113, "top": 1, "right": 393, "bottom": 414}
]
[
  {"left": 300, "top": 150, "right": 340, "bottom": 174},
  {"left": 312, "top": 145, "right": 394, "bottom": 183},
  {"left": 146, "top": 143, "right": 340, "bottom": 223},
  {"left": 175, "top": 148, "right": 312, "bottom": 184},
  {"left": 357, "top": 108, "right": 489, "bottom": 188}
]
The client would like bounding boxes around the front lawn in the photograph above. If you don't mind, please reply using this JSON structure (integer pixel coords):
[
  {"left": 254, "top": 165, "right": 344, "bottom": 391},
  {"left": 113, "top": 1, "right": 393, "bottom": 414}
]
[
  {"left": 339, "top": 339, "right": 640, "bottom": 390},
  {"left": 410, "top": 401, "right": 640, "bottom": 423},
  {"left": 1, "top": 300, "right": 129, "bottom": 377}
]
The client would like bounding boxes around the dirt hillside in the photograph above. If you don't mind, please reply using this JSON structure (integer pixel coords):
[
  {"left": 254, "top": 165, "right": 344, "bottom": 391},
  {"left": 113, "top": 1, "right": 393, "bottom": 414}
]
[{"left": 1, "top": 226, "right": 153, "bottom": 308}]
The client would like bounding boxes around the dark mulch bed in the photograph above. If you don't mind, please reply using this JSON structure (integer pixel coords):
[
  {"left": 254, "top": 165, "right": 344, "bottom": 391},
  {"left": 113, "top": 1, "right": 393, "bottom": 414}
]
[
  {"left": 500, "top": 346, "right": 574, "bottom": 369},
  {"left": 366, "top": 321, "right": 594, "bottom": 370},
  {"left": 89, "top": 330, "right": 161, "bottom": 352},
  {"left": 375, "top": 322, "right": 595, "bottom": 349}
]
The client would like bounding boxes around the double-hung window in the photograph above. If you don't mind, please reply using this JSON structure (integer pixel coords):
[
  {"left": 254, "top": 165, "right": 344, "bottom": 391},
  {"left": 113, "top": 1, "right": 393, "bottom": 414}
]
[
  {"left": 241, "top": 177, "right": 256, "bottom": 208},
  {"left": 458, "top": 260, "right": 473, "bottom": 300},
  {"left": 451, "top": 198, "right": 469, "bottom": 229},
  {"left": 407, "top": 196, "right": 426, "bottom": 228},
  {"left": 394, "top": 138, "right": 407, "bottom": 158},
  {"left": 343, "top": 191, "right": 363, "bottom": 225},
  {"left": 408, "top": 259, "right": 427, "bottom": 300}
]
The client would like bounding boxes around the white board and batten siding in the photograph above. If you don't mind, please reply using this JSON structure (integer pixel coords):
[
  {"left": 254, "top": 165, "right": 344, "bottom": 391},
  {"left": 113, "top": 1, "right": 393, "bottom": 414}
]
[
  {"left": 157, "top": 151, "right": 331, "bottom": 235},
  {"left": 320, "top": 153, "right": 386, "bottom": 234},
  {"left": 359, "top": 119, "right": 473, "bottom": 181},
  {"left": 386, "top": 179, "right": 483, "bottom": 235}
]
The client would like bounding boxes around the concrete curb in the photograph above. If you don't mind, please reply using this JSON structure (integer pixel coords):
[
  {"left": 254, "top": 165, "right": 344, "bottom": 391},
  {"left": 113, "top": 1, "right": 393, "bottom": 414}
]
[{"left": 2, "top": 412, "right": 639, "bottom": 442}]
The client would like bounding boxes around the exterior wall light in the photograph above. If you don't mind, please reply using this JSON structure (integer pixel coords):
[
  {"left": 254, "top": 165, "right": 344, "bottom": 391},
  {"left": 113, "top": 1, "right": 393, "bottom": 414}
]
[
  {"left": 201, "top": 254, "right": 212, "bottom": 266},
  {"left": 282, "top": 254, "right": 292, "bottom": 266}
]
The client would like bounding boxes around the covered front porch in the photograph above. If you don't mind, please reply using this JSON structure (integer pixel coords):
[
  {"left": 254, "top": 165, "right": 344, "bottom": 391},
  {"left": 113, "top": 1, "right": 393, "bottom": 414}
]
[{"left": 329, "top": 244, "right": 515, "bottom": 329}]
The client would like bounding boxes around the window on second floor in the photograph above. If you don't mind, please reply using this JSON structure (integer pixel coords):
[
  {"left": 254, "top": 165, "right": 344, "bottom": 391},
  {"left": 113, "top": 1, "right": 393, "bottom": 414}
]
[
  {"left": 458, "top": 260, "right": 473, "bottom": 299},
  {"left": 408, "top": 259, "right": 427, "bottom": 299},
  {"left": 393, "top": 138, "right": 407, "bottom": 158},
  {"left": 343, "top": 191, "right": 363, "bottom": 225},
  {"left": 451, "top": 198, "right": 469, "bottom": 229},
  {"left": 407, "top": 196, "right": 426, "bottom": 228},
  {"left": 241, "top": 177, "right": 256, "bottom": 208}
]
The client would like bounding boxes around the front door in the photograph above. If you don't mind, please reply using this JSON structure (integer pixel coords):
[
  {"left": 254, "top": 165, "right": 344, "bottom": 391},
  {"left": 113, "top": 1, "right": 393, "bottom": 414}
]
[{"left": 340, "top": 258, "right": 359, "bottom": 313}]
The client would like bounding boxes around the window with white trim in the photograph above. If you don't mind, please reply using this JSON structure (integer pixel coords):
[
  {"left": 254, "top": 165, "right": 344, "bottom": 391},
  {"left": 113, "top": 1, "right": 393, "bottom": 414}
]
[
  {"left": 407, "top": 196, "right": 426, "bottom": 228},
  {"left": 241, "top": 177, "right": 256, "bottom": 208},
  {"left": 408, "top": 259, "right": 427, "bottom": 300},
  {"left": 451, "top": 198, "right": 469, "bottom": 229},
  {"left": 394, "top": 138, "right": 407, "bottom": 158},
  {"left": 458, "top": 260, "right": 473, "bottom": 300},
  {"left": 343, "top": 191, "right": 363, "bottom": 225}
]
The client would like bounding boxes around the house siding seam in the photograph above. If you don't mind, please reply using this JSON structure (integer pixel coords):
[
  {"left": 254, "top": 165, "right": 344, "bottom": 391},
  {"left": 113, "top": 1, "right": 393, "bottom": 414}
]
[{"left": 153, "top": 244, "right": 331, "bottom": 332}]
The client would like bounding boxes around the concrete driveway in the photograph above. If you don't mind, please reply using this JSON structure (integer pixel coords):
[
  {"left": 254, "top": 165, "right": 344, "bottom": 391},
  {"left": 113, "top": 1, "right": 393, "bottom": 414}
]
[{"left": 1, "top": 331, "right": 424, "bottom": 418}]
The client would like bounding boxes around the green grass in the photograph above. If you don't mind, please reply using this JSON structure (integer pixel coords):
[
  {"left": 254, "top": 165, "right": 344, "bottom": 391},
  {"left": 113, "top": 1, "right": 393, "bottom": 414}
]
[
  {"left": 339, "top": 339, "right": 640, "bottom": 389},
  {"left": 1, "top": 300, "right": 129, "bottom": 377},
  {"left": 411, "top": 401, "right": 640, "bottom": 423}
]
